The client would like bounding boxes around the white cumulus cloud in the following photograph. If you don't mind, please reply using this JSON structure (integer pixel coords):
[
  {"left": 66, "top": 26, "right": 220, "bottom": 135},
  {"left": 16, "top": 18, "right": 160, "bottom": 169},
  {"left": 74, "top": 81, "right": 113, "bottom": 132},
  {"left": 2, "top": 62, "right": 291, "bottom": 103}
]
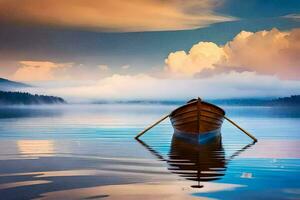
[
  {"left": 165, "top": 42, "right": 225, "bottom": 77},
  {"left": 165, "top": 28, "right": 300, "bottom": 80}
]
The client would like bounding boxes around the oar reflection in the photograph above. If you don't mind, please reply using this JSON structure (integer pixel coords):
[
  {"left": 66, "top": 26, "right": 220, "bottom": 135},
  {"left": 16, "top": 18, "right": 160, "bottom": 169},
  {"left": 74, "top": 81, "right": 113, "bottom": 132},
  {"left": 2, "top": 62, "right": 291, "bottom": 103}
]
[{"left": 136, "top": 136, "right": 255, "bottom": 188}]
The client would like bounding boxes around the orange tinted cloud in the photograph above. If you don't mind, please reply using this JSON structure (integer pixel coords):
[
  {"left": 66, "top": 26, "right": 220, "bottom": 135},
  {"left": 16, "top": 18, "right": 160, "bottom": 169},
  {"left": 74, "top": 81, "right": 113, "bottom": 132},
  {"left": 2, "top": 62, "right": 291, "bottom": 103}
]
[
  {"left": 0, "top": 0, "right": 234, "bottom": 32},
  {"left": 165, "top": 28, "right": 300, "bottom": 79},
  {"left": 13, "top": 61, "right": 72, "bottom": 81},
  {"left": 165, "top": 42, "right": 225, "bottom": 77}
]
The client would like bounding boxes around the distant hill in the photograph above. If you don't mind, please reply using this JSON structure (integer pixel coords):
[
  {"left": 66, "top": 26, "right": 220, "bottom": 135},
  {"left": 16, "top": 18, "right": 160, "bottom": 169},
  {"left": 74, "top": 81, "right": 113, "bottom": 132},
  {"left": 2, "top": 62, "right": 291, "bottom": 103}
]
[
  {"left": 268, "top": 95, "right": 300, "bottom": 106},
  {"left": 0, "top": 91, "right": 66, "bottom": 105},
  {"left": 209, "top": 95, "right": 300, "bottom": 107},
  {"left": 93, "top": 95, "right": 300, "bottom": 107},
  {"left": 0, "top": 78, "right": 31, "bottom": 90}
]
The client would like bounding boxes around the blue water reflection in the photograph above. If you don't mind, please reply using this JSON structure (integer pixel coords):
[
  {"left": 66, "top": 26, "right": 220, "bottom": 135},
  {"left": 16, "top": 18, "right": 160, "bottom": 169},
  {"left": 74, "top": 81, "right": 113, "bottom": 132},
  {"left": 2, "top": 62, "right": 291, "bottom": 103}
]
[{"left": 0, "top": 104, "right": 299, "bottom": 199}]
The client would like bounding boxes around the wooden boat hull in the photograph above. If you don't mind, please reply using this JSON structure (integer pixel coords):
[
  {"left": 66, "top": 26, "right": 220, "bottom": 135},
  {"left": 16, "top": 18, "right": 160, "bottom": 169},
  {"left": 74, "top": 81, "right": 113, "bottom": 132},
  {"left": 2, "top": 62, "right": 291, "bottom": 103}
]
[{"left": 169, "top": 99, "right": 225, "bottom": 144}]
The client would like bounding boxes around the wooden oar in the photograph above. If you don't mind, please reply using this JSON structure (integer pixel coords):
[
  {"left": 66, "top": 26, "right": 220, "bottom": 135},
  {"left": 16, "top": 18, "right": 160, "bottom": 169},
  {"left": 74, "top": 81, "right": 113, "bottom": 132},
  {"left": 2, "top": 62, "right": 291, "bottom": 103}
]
[
  {"left": 134, "top": 113, "right": 258, "bottom": 142},
  {"left": 224, "top": 116, "right": 258, "bottom": 142},
  {"left": 135, "top": 114, "right": 169, "bottom": 139}
]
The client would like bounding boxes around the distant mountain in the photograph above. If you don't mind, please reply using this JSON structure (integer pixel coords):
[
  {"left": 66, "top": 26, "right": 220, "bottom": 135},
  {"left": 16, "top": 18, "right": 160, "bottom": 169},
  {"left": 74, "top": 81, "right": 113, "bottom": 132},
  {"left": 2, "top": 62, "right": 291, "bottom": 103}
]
[
  {"left": 0, "top": 78, "right": 31, "bottom": 90},
  {"left": 0, "top": 91, "right": 66, "bottom": 105}
]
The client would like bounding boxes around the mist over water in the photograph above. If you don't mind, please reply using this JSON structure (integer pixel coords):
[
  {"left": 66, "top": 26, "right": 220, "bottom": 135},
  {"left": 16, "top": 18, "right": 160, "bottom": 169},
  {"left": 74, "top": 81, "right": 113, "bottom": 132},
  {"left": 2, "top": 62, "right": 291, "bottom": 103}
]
[{"left": 0, "top": 104, "right": 299, "bottom": 199}]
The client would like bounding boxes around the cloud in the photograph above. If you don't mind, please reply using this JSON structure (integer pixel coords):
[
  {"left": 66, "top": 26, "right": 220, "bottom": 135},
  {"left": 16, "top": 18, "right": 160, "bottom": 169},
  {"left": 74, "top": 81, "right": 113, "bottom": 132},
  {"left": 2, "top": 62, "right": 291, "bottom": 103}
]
[
  {"left": 13, "top": 61, "right": 72, "bottom": 81},
  {"left": 121, "top": 65, "right": 130, "bottom": 70},
  {"left": 165, "top": 42, "right": 225, "bottom": 77},
  {"left": 283, "top": 14, "right": 300, "bottom": 21},
  {"left": 98, "top": 65, "right": 109, "bottom": 72},
  {"left": 224, "top": 28, "right": 300, "bottom": 79},
  {"left": 165, "top": 28, "right": 300, "bottom": 79},
  {"left": 27, "top": 72, "right": 300, "bottom": 101},
  {"left": 0, "top": 0, "right": 235, "bottom": 32}
]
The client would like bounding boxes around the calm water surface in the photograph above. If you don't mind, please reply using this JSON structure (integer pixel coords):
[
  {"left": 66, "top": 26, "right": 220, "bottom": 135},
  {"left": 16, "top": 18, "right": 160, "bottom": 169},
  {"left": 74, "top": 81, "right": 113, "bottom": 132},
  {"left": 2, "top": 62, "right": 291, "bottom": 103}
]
[{"left": 0, "top": 104, "right": 299, "bottom": 200}]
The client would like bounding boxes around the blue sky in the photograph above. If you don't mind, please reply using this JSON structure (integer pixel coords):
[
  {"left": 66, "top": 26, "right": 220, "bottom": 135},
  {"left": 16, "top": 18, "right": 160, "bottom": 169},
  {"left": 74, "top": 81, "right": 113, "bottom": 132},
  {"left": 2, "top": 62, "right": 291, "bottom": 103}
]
[{"left": 0, "top": 0, "right": 299, "bottom": 100}]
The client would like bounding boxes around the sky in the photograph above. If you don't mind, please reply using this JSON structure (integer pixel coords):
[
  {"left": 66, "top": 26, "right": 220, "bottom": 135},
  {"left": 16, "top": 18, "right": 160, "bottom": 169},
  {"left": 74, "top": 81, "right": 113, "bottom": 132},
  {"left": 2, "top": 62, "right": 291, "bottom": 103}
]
[{"left": 0, "top": 0, "right": 300, "bottom": 101}]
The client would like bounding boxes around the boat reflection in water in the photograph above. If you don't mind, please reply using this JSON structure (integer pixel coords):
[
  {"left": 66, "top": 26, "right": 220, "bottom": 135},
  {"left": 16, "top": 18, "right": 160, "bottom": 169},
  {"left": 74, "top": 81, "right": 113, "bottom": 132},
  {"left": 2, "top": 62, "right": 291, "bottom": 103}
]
[
  {"left": 137, "top": 134, "right": 255, "bottom": 188},
  {"left": 168, "top": 136, "right": 225, "bottom": 188}
]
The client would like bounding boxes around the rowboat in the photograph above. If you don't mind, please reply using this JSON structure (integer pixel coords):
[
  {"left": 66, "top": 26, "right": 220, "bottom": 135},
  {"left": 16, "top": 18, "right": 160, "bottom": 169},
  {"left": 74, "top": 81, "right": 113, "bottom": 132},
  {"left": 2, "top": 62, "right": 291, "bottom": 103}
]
[
  {"left": 135, "top": 97, "right": 257, "bottom": 143},
  {"left": 169, "top": 98, "right": 225, "bottom": 144}
]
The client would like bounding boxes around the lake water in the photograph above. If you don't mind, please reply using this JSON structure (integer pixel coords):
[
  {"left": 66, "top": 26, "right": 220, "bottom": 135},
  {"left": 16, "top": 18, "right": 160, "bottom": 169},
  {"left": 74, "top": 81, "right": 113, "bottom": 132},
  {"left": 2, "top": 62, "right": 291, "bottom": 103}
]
[{"left": 0, "top": 104, "right": 299, "bottom": 200}]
